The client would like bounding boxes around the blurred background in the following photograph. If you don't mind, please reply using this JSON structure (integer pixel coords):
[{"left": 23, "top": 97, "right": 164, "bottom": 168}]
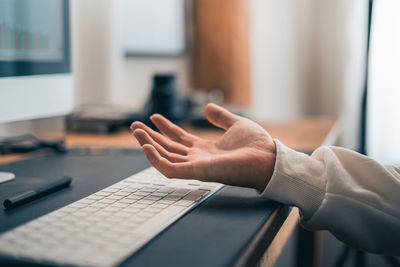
[
  {"left": 0, "top": 0, "right": 369, "bottom": 151},
  {"left": 71, "top": 0, "right": 366, "bottom": 148},
  {"left": 70, "top": 0, "right": 372, "bottom": 152},
  {"left": 0, "top": 1, "right": 399, "bottom": 265}
]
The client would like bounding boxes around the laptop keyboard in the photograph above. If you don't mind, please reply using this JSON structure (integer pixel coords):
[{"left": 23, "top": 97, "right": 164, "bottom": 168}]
[{"left": 0, "top": 167, "right": 222, "bottom": 266}]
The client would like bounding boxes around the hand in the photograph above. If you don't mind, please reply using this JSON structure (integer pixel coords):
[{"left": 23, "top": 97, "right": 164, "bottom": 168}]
[{"left": 130, "top": 103, "right": 276, "bottom": 191}]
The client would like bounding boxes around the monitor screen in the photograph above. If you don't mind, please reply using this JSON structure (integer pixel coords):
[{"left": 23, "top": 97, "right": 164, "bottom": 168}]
[
  {"left": 0, "top": 0, "right": 70, "bottom": 77},
  {"left": 0, "top": 0, "right": 73, "bottom": 124}
]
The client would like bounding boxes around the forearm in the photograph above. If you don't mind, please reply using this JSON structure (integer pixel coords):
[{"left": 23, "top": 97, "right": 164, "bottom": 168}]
[{"left": 261, "top": 139, "right": 400, "bottom": 255}]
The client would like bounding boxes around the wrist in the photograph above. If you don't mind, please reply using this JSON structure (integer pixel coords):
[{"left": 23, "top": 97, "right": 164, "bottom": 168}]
[{"left": 255, "top": 141, "right": 277, "bottom": 192}]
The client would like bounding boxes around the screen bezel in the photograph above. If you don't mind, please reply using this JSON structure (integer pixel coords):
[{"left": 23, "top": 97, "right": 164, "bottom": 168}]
[{"left": 0, "top": 0, "right": 70, "bottom": 77}]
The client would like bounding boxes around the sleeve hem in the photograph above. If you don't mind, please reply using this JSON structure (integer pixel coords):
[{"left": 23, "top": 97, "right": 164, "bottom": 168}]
[{"left": 260, "top": 139, "right": 326, "bottom": 220}]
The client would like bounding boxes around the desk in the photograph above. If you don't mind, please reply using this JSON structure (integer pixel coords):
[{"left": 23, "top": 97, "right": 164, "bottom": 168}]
[{"left": 0, "top": 117, "right": 337, "bottom": 267}]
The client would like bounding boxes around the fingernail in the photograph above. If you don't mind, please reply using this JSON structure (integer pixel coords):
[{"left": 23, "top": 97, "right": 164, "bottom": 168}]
[
  {"left": 130, "top": 121, "right": 138, "bottom": 129},
  {"left": 151, "top": 113, "right": 162, "bottom": 119}
]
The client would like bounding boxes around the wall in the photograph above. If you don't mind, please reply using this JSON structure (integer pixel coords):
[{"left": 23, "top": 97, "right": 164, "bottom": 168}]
[
  {"left": 315, "top": 0, "right": 368, "bottom": 149},
  {"left": 249, "top": 0, "right": 368, "bottom": 151},
  {"left": 249, "top": 0, "right": 316, "bottom": 122},
  {"left": 1, "top": 0, "right": 368, "bottom": 151}
]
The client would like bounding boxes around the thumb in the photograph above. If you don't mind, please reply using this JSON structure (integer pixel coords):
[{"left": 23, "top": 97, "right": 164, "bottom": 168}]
[{"left": 204, "top": 103, "right": 239, "bottom": 130}]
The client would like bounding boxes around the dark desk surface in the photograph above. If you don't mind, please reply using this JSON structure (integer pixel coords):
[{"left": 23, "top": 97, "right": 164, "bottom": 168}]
[
  {"left": 0, "top": 118, "right": 337, "bottom": 266},
  {"left": 0, "top": 148, "right": 290, "bottom": 267}
]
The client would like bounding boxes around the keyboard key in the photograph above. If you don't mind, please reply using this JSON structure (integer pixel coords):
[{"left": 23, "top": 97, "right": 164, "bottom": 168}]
[
  {"left": 80, "top": 207, "right": 100, "bottom": 213},
  {"left": 158, "top": 199, "right": 177, "bottom": 205},
  {"left": 109, "top": 184, "right": 127, "bottom": 189},
  {"left": 106, "top": 195, "right": 124, "bottom": 200},
  {"left": 49, "top": 210, "right": 68, "bottom": 218},
  {"left": 152, "top": 182, "right": 168, "bottom": 186},
  {"left": 122, "top": 207, "right": 141, "bottom": 214},
  {"left": 136, "top": 199, "right": 155, "bottom": 205},
  {"left": 89, "top": 203, "right": 108, "bottom": 209},
  {"left": 95, "top": 210, "right": 113, "bottom": 217},
  {"left": 114, "top": 191, "right": 131, "bottom": 196},
  {"left": 175, "top": 200, "right": 195, "bottom": 207},
  {"left": 151, "top": 203, "right": 169, "bottom": 209},
  {"left": 77, "top": 199, "right": 96, "bottom": 205},
  {"left": 113, "top": 211, "right": 132, "bottom": 218},
  {"left": 140, "top": 186, "right": 158, "bottom": 193},
  {"left": 144, "top": 196, "right": 162, "bottom": 201},
  {"left": 172, "top": 188, "right": 191, "bottom": 195},
  {"left": 111, "top": 203, "right": 129, "bottom": 208},
  {"left": 133, "top": 191, "right": 150, "bottom": 196},
  {"left": 96, "top": 221, "right": 114, "bottom": 229},
  {"left": 94, "top": 191, "right": 112, "bottom": 197},
  {"left": 105, "top": 216, "right": 124, "bottom": 223},
  {"left": 183, "top": 192, "right": 204, "bottom": 201},
  {"left": 193, "top": 189, "right": 210, "bottom": 196},
  {"left": 51, "top": 220, "right": 70, "bottom": 229},
  {"left": 86, "top": 195, "right": 104, "bottom": 200},
  {"left": 69, "top": 203, "right": 88, "bottom": 209},
  {"left": 163, "top": 195, "right": 181, "bottom": 201},
  {"left": 60, "top": 207, "right": 79, "bottom": 213},
  {"left": 75, "top": 221, "right": 92, "bottom": 228},
  {"left": 99, "top": 198, "right": 117, "bottom": 204},
  {"left": 150, "top": 192, "right": 169, "bottom": 197},
  {"left": 199, "top": 186, "right": 214, "bottom": 191},
  {"left": 130, "top": 203, "right": 149, "bottom": 209},
  {"left": 74, "top": 211, "right": 90, "bottom": 217},
  {"left": 62, "top": 216, "right": 80, "bottom": 223},
  {"left": 156, "top": 187, "right": 175, "bottom": 193},
  {"left": 119, "top": 198, "right": 137, "bottom": 204},
  {"left": 101, "top": 188, "right": 119, "bottom": 193},
  {"left": 103, "top": 207, "right": 121, "bottom": 213},
  {"left": 125, "top": 194, "right": 143, "bottom": 200}
]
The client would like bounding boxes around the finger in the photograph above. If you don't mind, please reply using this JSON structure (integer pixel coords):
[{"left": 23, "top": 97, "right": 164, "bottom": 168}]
[
  {"left": 133, "top": 129, "right": 187, "bottom": 163},
  {"left": 141, "top": 144, "right": 195, "bottom": 179},
  {"left": 204, "top": 103, "right": 240, "bottom": 130},
  {"left": 150, "top": 115, "right": 198, "bottom": 146},
  {"left": 131, "top": 121, "right": 189, "bottom": 155}
]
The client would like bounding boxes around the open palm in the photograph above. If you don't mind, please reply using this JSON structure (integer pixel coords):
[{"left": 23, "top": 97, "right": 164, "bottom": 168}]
[{"left": 131, "top": 103, "right": 276, "bottom": 191}]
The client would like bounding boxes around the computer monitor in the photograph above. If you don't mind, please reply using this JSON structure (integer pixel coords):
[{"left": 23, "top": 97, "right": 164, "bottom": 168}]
[{"left": 0, "top": 0, "right": 73, "bottom": 124}]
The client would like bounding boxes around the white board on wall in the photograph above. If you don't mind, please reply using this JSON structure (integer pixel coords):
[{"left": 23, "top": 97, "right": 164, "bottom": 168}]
[{"left": 118, "top": 0, "right": 186, "bottom": 56}]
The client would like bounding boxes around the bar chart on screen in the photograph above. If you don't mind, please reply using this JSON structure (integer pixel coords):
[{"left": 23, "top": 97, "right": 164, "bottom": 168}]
[
  {"left": 0, "top": 21, "right": 49, "bottom": 51},
  {"left": 0, "top": 0, "right": 64, "bottom": 62}
]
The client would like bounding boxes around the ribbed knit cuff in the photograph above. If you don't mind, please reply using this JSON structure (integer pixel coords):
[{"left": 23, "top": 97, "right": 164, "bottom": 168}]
[{"left": 260, "top": 139, "right": 326, "bottom": 220}]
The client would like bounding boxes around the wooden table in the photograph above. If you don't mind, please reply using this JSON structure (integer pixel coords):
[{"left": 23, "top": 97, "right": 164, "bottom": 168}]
[{"left": 0, "top": 117, "right": 337, "bottom": 267}]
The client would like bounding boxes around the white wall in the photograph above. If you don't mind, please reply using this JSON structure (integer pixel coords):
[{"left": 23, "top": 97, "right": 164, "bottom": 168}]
[
  {"left": 249, "top": 0, "right": 368, "bottom": 151},
  {"left": 250, "top": 0, "right": 316, "bottom": 121},
  {"left": 250, "top": 0, "right": 367, "bottom": 123},
  {"left": 315, "top": 0, "right": 368, "bottom": 149}
]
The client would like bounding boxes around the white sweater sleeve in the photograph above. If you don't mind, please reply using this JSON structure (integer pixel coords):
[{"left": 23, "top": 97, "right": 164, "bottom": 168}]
[{"left": 260, "top": 139, "right": 400, "bottom": 255}]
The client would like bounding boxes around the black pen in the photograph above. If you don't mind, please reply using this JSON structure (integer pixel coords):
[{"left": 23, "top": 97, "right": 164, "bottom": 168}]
[{"left": 3, "top": 176, "right": 72, "bottom": 210}]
